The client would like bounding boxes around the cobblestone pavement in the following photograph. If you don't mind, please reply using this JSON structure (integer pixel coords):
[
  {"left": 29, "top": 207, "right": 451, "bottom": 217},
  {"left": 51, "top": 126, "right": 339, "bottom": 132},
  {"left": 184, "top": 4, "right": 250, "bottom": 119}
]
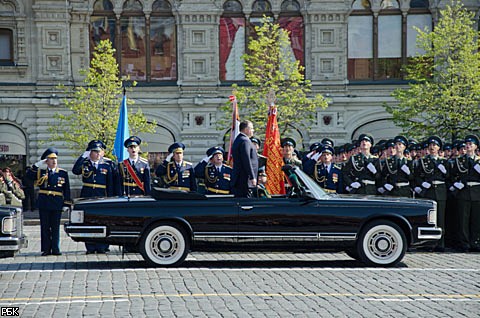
[{"left": 0, "top": 226, "right": 479, "bottom": 317}]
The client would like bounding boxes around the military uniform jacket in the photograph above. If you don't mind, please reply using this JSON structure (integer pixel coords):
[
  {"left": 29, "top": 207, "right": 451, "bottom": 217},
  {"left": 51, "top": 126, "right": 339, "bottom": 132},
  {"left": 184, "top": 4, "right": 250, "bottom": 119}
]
[
  {"left": 342, "top": 153, "right": 380, "bottom": 194},
  {"left": 414, "top": 155, "right": 449, "bottom": 201},
  {"left": 381, "top": 156, "right": 414, "bottom": 196},
  {"left": 72, "top": 155, "right": 115, "bottom": 197},
  {"left": 119, "top": 157, "right": 151, "bottom": 195},
  {"left": 312, "top": 163, "right": 343, "bottom": 194},
  {"left": 26, "top": 166, "right": 71, "bottom": 211},
  {"left": 194, "top": 161, "right": 232, "bottom": 194},
  {"left": 451, "top": 155, "right": 480, "bottom": 201},
  {"left": 156, "top": 160, "right": 197, "bottom": 192}
]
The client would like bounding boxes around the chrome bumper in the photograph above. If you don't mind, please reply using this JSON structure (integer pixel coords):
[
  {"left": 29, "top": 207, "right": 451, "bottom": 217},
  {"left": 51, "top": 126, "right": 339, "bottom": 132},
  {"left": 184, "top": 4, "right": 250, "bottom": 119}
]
[
  {"left": 418, "top": 227, "right": 442, "bottom": 240},
  {"left": 0, "top": 235, "right": 28, "bottom": 251}
]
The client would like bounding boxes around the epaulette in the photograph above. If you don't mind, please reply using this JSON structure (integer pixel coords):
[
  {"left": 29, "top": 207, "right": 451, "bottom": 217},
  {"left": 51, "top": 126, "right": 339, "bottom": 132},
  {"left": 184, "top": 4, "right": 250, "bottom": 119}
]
[
  {"left": 57, "top": 168, "right": 67, "bottom": 172},
  {"left": 103, "top": 157, "right": 112, "bottom": 162},
  {"left": 223, "top": 164, "right": 232, "bottom": 169},
  {"left": 139, "top": 157, "right": 149, "bottom": 163},
  {"left": 333, "top": 164, "right": 341, "bottom": 170},
  {"left": 184, "top": 161, "right": 192, "bottom": 165}
]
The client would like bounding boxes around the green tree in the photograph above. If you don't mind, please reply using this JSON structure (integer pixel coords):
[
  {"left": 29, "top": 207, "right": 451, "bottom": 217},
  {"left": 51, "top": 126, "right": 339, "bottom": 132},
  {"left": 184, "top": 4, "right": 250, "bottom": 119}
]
[
  {"left": 49, "top": 40, "right": 156, "bottom": 158},
  {"left": 220, "top": 17, "right": 328, "bottom": 140},
  {"left": 386, "top": 2, "right": 480, "bottom": 141}
]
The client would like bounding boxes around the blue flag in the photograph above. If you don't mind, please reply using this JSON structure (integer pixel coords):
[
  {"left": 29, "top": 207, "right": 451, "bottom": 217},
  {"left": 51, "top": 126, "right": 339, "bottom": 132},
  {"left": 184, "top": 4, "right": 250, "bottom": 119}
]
[{"left": 112, "top": 95, "right": 130, "bottom": 162}]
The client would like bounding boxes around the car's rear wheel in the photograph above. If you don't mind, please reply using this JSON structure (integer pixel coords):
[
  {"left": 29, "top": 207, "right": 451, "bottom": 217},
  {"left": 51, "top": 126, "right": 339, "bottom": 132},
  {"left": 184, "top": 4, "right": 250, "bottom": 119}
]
[
  {"left": 357, "top": 220, "right": 406, "bottom": 267},
  {"left": 140, "top": 223, "right": 189, "bottom": 267}
]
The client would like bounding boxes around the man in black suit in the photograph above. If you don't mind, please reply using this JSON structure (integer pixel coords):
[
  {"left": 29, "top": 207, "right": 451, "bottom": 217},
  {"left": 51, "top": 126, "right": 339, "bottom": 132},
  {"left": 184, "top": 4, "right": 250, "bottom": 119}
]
[{"left": 231, "top": 120, "right": 258, "bottom": 197}]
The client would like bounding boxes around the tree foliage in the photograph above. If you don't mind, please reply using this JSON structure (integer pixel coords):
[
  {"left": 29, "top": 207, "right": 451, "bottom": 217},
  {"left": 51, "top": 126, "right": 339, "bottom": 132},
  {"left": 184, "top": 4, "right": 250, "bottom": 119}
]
[
  {"left": 49, "top": 40, "right": 156, "bottom": 158},
  {"left": 386, "top": 2, "right": 480, "bottom": 141},
  {"left": 220, "top": 17, "right": 328, "bottom": 139}
]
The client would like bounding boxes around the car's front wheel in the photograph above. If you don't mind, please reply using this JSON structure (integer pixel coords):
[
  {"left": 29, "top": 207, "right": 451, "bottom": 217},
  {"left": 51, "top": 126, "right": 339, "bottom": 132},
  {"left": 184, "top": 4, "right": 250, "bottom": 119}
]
[
  {"left": 140, "top": 223, "right": 189, "bottom": 267},
  {"left": 357, "top": 220, "right": 407, "bottom": 267}
]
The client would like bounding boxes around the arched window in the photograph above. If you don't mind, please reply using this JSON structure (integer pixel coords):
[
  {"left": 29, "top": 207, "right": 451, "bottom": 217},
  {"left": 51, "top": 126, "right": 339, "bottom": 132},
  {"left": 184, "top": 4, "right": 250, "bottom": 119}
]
[
  {"left": 348, "top": 0, "right": 373, "bottom": 80},
  {"left": 348, "top": 0, "right": 432, "bottom": 81},
  {"left": 90, "top": 0, "right": 116, "bottom": 59},
  {"left": 377, "top": 0, "right": 402, "bottom": 79},
  {"left": 279, "top": 0, "right": 304, "bottom": 68},
  {"left": 249, "top": 0, "right": 274, "bottom": 38},
  {"left": 219, "top": 0, "right": 246, "bottom": 81},
  {"left": 120, "top": 0, "right": 146, "bottom": 81},
  {"left": 150, "top": 0, "right": 177, "bottom": 81},
  {"left": 0, "top": 29, "right": 13, "bottom": 65}
]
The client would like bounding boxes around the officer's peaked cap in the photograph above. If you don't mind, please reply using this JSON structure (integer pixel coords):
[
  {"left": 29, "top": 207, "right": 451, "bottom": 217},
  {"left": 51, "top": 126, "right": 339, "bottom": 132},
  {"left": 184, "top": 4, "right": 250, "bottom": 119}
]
[
  {"left": 41, "top": 147, "right": 58, "bottom": 160},
  {"left": 207, "top": 146, "right": 224, "bottom": 157},
  {"left": 358, "top": 133, "right": 374, "bottom": 145},
  {"left": 281, "top": 137, "right": 296, "bottom": 148},
  {"left": 168, "top": 142, "right": 185, "bottom": 154},
  {"left": 124, "top": 136, "right": 141, "bottom": 148},
  {"left": 465, "top": 134, "right": 479, "bottom": 146},
  {"left": 87, "top": 140, "right": 106, "bottom": 151}
]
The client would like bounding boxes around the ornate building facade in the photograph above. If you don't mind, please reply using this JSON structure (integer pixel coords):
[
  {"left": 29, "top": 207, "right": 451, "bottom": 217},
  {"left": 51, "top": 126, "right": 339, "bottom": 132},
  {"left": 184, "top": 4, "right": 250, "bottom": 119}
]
[{"left": 0, "top": 0, "right": 479, "bottom": 190}]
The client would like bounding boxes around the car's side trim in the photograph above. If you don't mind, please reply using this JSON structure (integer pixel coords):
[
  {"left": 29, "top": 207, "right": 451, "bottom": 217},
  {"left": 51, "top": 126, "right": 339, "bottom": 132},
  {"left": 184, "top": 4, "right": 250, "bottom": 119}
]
[
  {"left": 66, "top": 226, "right": 106, "bottom": 238},
  {"left": 109, "top": 231, "right": 141, "bottom": 238},
  {"left": 418, "top": 227, "right": 442, "bottom": 240},
  {"left": 194, "top": 232, "right": 357, "bottom": 243}
]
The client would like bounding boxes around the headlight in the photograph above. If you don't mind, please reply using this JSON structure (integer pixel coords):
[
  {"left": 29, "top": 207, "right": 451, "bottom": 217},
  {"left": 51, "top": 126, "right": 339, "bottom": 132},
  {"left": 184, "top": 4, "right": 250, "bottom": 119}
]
[
  {"left": 427, "top": 209, "right": 437, "bottom": 225},
  {"left": 70, "top": 210, "right": 84, "bottom": 224},
  {"left": 2, "top": 216, "right": 16, "bottom": 234}
]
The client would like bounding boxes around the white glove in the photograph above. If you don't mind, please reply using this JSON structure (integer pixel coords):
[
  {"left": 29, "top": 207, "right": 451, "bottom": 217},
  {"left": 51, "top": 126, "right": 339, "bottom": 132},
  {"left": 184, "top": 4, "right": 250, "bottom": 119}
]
[
  {"left": 414, "top": 187, "right": 422, "bottom": 194},
  {"left": 437, "top": 164, "right": 447, "bottom": 174},
  {"left": 351, "top": 182, "right": 361, "bottom": 189},
  {"left": 312, "top": 152, "right": 321, "bottom": 161},
  {"left": 401, "top": 164, "right": 410, "bottom": 175},
  {"left": 474, "top": 164, "right": 480, "bottom": 174},
  {"left": 34, "top": 159, "right": 47, "bottom": 168},
  {"left": 248, "top": 178, "right": 257, "bottom": 188},
  {"left": 454, "top": 182, "right": 464, "bottom": 190},
  {"left": 306, "top": 151, "right": 315, "bottom": 159},
  {"left": 422, "top": 182, "right": 431, "bottom": 189},
  {"left": 345, "top": 186, "right": 352, "bottom": 192},
  {"left": 384, "top": 183, "right": 394, "bottom": 191},
  {"left": 82, "top": 151, "right": 91, "bottom": 158},
  {"left": 449, "top": 186, "right": 455, "bottom": 192},
  {"left": 377, "top": 187, "right": 386, "bottom": 194},
  {"left": 201, "top": 155, "right": 212, "bottom": 163},
  {"left": 166, "top": 153, "right": 173, "bottom": 162},
  {"left": 367, "top": 162, "right": 377, "bottom": 174}
]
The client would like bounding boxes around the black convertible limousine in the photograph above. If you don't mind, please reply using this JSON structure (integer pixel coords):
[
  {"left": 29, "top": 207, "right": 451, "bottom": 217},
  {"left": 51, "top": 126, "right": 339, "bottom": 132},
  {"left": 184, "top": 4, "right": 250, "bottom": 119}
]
[{"left": 65, "top": 165, "right": 441, "bottom": 267}]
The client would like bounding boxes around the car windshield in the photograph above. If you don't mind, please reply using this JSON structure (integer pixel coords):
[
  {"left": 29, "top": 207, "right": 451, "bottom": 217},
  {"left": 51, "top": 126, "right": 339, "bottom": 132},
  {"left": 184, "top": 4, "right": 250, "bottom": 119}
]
[{"left": 290, "top": 167, "right": 329, "bottom": 200}]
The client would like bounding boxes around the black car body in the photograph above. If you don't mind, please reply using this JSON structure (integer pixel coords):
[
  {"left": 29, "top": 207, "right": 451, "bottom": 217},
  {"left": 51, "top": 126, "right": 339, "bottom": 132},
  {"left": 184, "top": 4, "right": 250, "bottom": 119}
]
[
  {"left": 65, "top": 166, "right": 441, "bottom": 267},
  {"left": 0, "top": 205, "right": 28, "bottom": 258}
]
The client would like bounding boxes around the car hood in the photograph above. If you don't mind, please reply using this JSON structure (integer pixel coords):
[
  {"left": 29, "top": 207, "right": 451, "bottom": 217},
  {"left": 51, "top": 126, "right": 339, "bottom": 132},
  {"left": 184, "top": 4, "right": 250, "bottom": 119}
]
[{"left": 329, "top": 193, "right": 435, "bottom": 208}]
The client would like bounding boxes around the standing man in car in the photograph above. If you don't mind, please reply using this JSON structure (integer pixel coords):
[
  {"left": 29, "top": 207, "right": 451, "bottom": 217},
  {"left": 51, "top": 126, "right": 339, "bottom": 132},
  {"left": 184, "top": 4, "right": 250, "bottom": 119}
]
[
  {"left": 119, "top": 136, "right": 151, "bottom": 196},
  {"left": 231, "top": 120, "right": 258, "bottom": 197},
  {"left": 194, "top": 146, "right": 232, "bottom": 194},
  {"left": 156, "top": 142, "right": 197, "bottom": 192}
]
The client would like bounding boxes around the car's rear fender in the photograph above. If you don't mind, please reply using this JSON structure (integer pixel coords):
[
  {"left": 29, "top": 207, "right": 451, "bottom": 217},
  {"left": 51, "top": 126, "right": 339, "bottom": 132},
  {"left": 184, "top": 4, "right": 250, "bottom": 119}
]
[{"left": 360, "top": 214, "right": 413, "bottom": 246}]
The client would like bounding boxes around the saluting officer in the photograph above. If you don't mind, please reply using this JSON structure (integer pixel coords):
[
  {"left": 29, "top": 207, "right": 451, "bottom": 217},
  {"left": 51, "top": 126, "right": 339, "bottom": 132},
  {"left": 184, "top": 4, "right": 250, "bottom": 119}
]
[
  {"left": 26, "top": 147, "right": 71, "bottom": 256},
  {"left": 380, "top": 136, "right": 414, "bottom": 197},
  {"left": 119, "top": 136, "right": 151, "bottom": 196},
  {"left": 72, "top": 140, "right": 115, "bottom": 254},
  {"left": 156, "top": 142, "right": 197, "bottom": 192},
  {"left": 343, "top": 134, "right": 379, "bottom": 195},
  {"left": 449, "top": 135, "right": 480, "bottom": 252},
  {"left": 413, "top": 136, "right": 449, "bottom": 252},
  {"left": 310, "top": 145, "right": 344, "bottom": 194},
  {"left": 194, "top": 146, "right": 232, "bottom": 195}
]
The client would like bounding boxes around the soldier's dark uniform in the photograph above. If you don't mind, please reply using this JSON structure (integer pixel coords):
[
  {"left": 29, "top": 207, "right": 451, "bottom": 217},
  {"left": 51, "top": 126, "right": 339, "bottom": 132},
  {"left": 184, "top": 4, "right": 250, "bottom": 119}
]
[
  {"left": 156, "top": 142, "right": 197, "bottom": 192},
  {"left": 119, "top": 136, "right": 151, "bottom": 196},
  {"left": 343, "top": 134, "right": 379, "bottom": 195},
  {"left": 72, "top": 140, "right": 115, "bottom": 253},
  {"left": 281, "top": 138, "right": 302, "bottom": 192},
  {"left": 26, "top": 147, "right": 71, "bottom": 256},
  {"left": 450, "top": 135, "right": 480, "bottom": 252},
  {"left": 194, "top": 146, "right": 232, "bottom": 195},
  {"left": 306, "top": 145, "right": 343, "bottom": 194},
  {"left": 413, "top": 136, "right": 449, "bottom": 251},
  {"left": 380, "top": 136, "right": 414, "bottom": 197}
]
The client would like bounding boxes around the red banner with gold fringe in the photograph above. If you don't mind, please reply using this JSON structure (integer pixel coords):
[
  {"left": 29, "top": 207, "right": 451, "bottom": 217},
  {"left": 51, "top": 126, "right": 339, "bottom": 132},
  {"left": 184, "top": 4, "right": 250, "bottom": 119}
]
[{"left": 262, "top": 105, "right": 286, "bottom": 195}]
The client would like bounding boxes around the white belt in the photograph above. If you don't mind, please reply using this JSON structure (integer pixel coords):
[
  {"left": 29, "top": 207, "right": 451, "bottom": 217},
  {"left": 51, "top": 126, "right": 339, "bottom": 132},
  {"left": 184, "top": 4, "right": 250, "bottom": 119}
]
[
  {"left": 466, "top": 182, "right": 480, "bottom": 186},
  {"left": 396, "top": 182, "right": 410, "bottom": 187},
  {"left": 362, "top": 180, "right": 376, "bottom": 185},
  {"left": 431, "top": 181, "right": 445, "bottom": 185}
]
